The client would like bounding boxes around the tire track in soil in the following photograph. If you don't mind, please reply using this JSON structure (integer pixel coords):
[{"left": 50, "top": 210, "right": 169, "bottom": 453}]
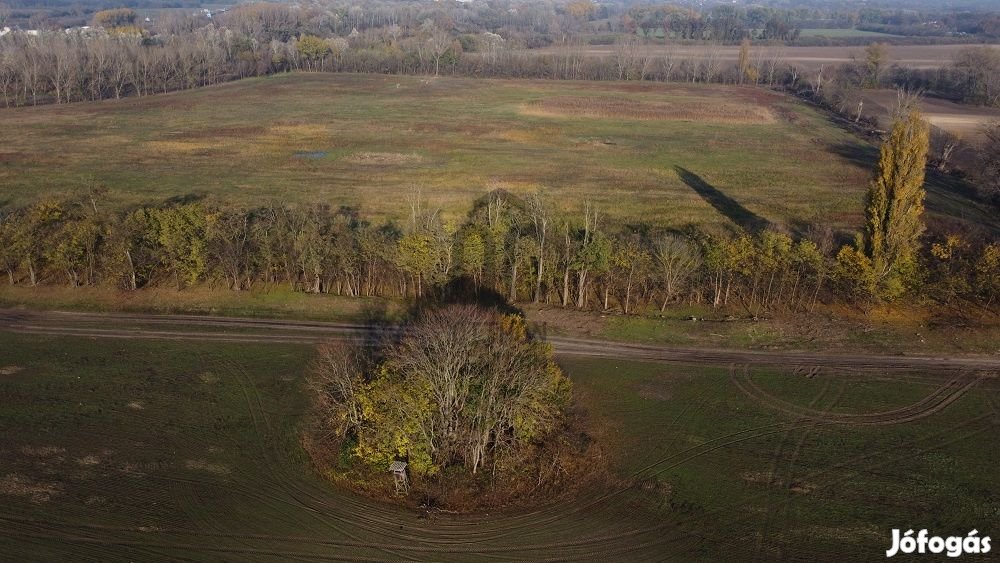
[
  {"left": 649, "top": 414, "right": 995, "bottom": 562},
  {"left": 752, "top": 374, "right": 834, "bottom": 562},
  {"left": 422, "top": 365, "right": 985, "bottom": 546},
  {"left": 730, "top": 366, "right": 981, "bottom": 425},
  {"left": 5, "top": 308, "right": 1000, "bottom": 373},
  {"left": 766, "top": 378, "right": 847, "bottom": 562},
  {"left": 661, "top": 364, "right": 996, "bottom": 557},
  {"left": 580, "top": 365, "right": 991, "bottom": 560}
]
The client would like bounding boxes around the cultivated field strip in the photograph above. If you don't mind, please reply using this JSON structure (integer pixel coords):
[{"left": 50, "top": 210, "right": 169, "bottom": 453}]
[{"left": 3, "top": 308, "right": 1000, "bottom": 373}]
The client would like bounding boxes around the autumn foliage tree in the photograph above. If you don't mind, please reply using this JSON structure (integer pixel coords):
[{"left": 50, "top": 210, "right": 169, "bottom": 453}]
[
  {"left": 860, "top": 97, "right": 930, "bottom": 299},
  {"left": 311, "top": 305, "right": 570, "bottom": 477}
]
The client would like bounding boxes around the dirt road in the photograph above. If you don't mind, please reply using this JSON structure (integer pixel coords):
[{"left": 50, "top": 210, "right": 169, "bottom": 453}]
[{"left": 2, "top": 308, "right": 998, "bottom": 372}]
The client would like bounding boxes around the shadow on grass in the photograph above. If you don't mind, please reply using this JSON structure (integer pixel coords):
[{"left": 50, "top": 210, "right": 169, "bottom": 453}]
[
  {"left": 674, "top": 166, "right": 769, "bottom": 234},
  {"left": 828, "top": 141, "right": 879, "bottom": 170},
  {"left": 162, "top": 192, "right": 207, "bottom": 206},
  {"left": 830, "top": 139, "right": 1000, "bottom": 234},
  {"left": 415, "top": 276, "right": 521, "bottom": 317}
]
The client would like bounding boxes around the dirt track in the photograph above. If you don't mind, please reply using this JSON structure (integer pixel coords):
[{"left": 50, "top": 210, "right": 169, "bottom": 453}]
[{"left": 2, "top": 308, "right": 999, "bottom": 372}]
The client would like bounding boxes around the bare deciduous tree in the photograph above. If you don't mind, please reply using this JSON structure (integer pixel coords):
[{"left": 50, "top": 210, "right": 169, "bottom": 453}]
[{"left": 655, "top": 234, "right": 701, "bottom": 310}]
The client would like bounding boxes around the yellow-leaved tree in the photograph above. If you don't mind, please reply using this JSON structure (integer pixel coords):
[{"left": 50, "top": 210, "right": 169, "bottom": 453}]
[
  {"left": 310, "top": 304, "right": 571, "bottom": 477},
  {"left": 861, "top": 95, "right": 930, "bottom": 300}
]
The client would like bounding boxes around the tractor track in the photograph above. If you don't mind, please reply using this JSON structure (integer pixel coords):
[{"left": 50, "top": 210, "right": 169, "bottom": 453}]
[{"left": 4, "top": 308, "right": 1000, "bottom": 373}]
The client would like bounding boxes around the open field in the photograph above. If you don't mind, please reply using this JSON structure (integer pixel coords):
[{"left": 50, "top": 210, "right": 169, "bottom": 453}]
[
  {"left": 534, "top": 44, "right": 1000, "bottom": 71},
  {"left": 1, "top": 73, "right": 995, "bottom": 233},
  {"left": 1, "top": 326, "right": 998, "bottom": 560}
]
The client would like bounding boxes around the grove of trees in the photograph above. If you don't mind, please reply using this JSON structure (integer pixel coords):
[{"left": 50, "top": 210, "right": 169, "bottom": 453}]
[
  {"left": 311, "top": 305, "right": 571, "bottom": 477},
  {"left": 0, "top": 181, "right": 997, "bottom": 314}
]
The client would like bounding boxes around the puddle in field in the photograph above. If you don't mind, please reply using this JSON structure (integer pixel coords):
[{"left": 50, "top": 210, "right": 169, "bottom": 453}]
[{"left": 293, "top": 151, "right": 329, "bottom": 159}]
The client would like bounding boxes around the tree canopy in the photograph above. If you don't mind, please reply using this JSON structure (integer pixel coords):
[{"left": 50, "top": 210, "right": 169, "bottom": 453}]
[
  {"left": 862, "top": 98, "right": 930, "bottom": 299},
  {"left": 311, "top": 304, "right": 570, "bottom": 477}
]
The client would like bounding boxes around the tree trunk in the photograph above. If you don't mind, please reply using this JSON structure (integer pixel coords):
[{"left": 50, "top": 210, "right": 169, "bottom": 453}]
[
  {"left": 510, "top": 260, "right": 518, "bottom": 301},
  {"left": 562, "top": 265, "right": 570, "bottom": 307},
  {"left": 576, "top": 270, "right": 588, "bottom": 309},
  {"left": 624, "top": 273, "right": 633, "bottom": 315},
  {"left": 125, "top": 249, "right": 137, "bottom": 290},
  {"left": 534, "top": 225, "right": 546, "bottom": 303}
]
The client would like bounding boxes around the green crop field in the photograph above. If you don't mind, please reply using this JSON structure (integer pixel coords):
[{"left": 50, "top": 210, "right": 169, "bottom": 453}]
[
  {"left": 1, "top": 73, "right": 994, "bottom": 233},
  {"left": 1, "top": 332, "right": 996, "bottom": 560}
]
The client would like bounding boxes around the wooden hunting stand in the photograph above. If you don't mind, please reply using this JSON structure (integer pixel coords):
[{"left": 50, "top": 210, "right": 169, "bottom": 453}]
[{"left": 389, "top": 461, "right": 409, "bottom": 495}]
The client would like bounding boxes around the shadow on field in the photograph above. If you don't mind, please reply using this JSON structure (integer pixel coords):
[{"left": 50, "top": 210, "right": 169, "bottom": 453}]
[
  {"left": 829, "top": 140, "right": 878, "bottom": 170},
  {"left": 674, "top": 166, "right": 769, "bottom": 233},
  {"left": 162, "top": 192, "right": 207, "bottom": 206},
  {"left": 415, "top": 276, "right": 521, "bottom": 317},
  {"left": 830, "top": 140, "right": 1000, "bottom": 234}
]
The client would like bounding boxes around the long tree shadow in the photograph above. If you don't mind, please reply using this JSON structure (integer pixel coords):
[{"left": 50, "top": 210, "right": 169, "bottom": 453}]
[{"left": 674, "top": 166, "right": 769, "bottom": 233}]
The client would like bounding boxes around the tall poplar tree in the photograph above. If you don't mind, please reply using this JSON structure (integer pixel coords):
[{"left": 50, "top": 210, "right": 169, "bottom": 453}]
[{"left": 863, "top": 96, "right": 930, "bottom": 298}]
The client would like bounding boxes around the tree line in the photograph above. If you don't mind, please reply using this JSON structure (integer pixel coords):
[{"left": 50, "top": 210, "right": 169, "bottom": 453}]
[
  {"left": 1, "top": 190, "right": 996, "bottom": 316},
  {"left": 4, "top": 2, "right": 1000, "bottom": 109}
]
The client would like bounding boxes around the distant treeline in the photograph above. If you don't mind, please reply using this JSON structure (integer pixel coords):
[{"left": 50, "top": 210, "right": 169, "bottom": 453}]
[
  {"left": 3, "top": 20, "right": 999, "bottom": 108},
  {"left": 1, "top": 190, "right": 996, "bottom": 314},
  {"left": 5, "top": 0, "right": 1000, "bottom": 43}
]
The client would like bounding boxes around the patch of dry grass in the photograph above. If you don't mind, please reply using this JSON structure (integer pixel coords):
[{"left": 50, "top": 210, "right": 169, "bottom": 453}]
[
  {"left": 76, "top": 455, "right": 101, "bottom": 466},
  {"left": 20, "top": 445, "right": 65, "bottom": 457},
  {"left": 522, "top": 96, "right": 776, "bottom": 123},
  {"left": 0, "top": 474, "right": 62, "bottom": 503},
  {"left": 344, "top": 152, "right": 423, "bottom": 165},
  {"left": 185, "top": 459, "right": 231, "bottom": 475}
]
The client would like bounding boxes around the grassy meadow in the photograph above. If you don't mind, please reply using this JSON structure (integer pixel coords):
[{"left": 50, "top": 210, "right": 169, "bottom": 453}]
[
  {"left": 1, "top": 332, "right": 997, "bottom": 560},
  {"left": 2, "top": 72, "right": 994, "bottom": 234}
]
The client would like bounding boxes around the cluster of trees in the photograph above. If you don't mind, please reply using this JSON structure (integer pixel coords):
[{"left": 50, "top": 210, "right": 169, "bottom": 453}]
[
  {"left": 1, "top": 181, "right": 997, "bottom": 315},
  {"left": 0, "top": 23, "right": 349, "bottom": 106},
  {"left": 888, "top": 46, "right": 1000, "bottom": 107},
  {"left": 622, "top": 2, "right": 1000, "bottom": 43},
  {"left": 311, "top": 305, "right": 570, "bottom": 477},
  {"left": 622, "top": 4, "right": 803, "bottom": 42}
]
